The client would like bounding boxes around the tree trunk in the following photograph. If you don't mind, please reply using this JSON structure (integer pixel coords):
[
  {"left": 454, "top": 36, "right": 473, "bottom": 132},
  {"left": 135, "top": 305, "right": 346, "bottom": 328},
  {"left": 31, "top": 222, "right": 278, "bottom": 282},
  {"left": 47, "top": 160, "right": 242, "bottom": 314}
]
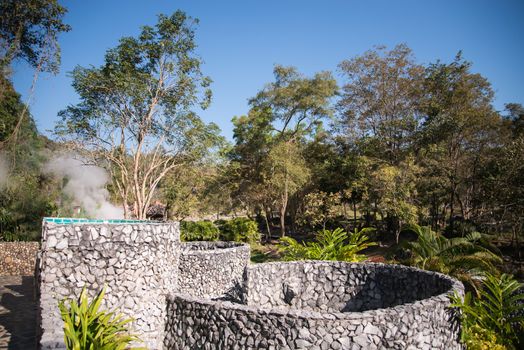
[
  {"left": 263, "top": 207, "right": 272, "bottom": 241},
  {"left": 449, "top": 183, "right": 455, "bottom": 235},
  {"left": 280, "top": 192, "right": 288, "bottom": 237}
]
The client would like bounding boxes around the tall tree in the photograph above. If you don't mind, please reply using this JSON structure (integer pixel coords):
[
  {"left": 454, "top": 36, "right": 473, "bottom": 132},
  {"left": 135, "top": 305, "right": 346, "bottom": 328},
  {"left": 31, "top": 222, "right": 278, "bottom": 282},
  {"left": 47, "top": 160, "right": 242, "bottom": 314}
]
[
  {"left": 0, "top": 0, "right": 70, "bottom": 148},
  {"left": 55, "top": 11, "right": 221, "bottom": 219},
  {"left": 0, "top": 0, "right": 70, "bottom": 72},
  {"left": 338, "top": 44, "right": 424, "bottom": 163},
  {"left": 248, "top": 65, "right": 337, "bottom": 236},
  {"left": 419, "top": 53, "right": 503, "bottom": 233},
  {"left": 228, "top": 107, "right": 275, "bottom": 234}
]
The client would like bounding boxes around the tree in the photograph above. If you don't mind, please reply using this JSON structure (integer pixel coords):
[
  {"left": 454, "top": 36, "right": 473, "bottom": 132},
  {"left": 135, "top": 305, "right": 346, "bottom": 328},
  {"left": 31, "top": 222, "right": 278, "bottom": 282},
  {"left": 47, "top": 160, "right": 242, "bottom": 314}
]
[
  {"left": 338, "top": 44, "right": 424, "bottom": 163},
  {"left": 0, "top": 77, "right": 59, "bottom": 241},
  {"left": 55, "top": 11, "right": 221, "bottom": 219},
  {"left": 0, "top": 0, "right": 70, "bottom": 149},
  {"left": 227, "top": 107, "right": 275, "bottom": 236},
  {"left": 266, "top": 140, "right": 310, "bottom": 236},
  {"left": 300, "top": 191, "right": 342, "bottom": 230},
  {"left": 247, "top": 65, "right": 338, "bottom": 236},
  {"left": 419, "top": 53, "right": 504, "bottom": 233},
  {"left": 0, "top": 0, "right": 70, "bottom": 73},
  {"left": 251, "top": 65, "right": 338, "bottom": 139},
  {"left": 368, "top": 157, "right": 421, "bottom": 243}
]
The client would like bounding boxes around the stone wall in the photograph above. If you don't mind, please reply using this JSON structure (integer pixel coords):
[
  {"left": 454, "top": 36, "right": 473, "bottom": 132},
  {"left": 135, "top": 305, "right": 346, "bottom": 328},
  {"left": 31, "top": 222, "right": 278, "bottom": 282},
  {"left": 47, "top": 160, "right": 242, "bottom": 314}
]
[
  {"left": 164, "top": 261, "right": 464, "bottom": 350},
  {"left": 38, "top": 219, "right": 180, "bottom": 350},
  {"left": 0, "top": 242, "right": 39, "bottom": 275},
  {"left": 245, "top": 261, "right": 452, "bottom": 312},
  {"left": 37, "top": 218, "right": 465, "bottom": 350},
  {"left": 177, "top": 241, "right": 249, "bottom": 299}
]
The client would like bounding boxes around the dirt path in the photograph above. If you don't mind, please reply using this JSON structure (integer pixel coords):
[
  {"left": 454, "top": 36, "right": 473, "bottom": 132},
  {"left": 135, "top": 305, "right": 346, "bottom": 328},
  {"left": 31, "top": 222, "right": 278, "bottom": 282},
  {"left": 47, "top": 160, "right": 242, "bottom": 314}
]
[{"left": 0, "top": 276, "right": 37, "bottom": 350}]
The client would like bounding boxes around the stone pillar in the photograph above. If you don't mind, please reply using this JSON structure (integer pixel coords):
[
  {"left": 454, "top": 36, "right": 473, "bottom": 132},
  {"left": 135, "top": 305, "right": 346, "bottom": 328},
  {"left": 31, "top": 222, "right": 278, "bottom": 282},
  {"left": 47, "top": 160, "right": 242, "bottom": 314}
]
[{"left": 38, "top": 219, "right": 180, "bottom": 349}]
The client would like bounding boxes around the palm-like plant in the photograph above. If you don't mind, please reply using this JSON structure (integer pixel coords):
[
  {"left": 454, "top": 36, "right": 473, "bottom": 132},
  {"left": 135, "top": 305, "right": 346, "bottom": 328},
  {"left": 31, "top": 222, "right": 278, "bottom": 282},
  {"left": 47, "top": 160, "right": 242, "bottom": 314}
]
[
  {"left": 450, "top": 273, "right": 524, "bottom": 349},
  {"left": 280, "top": 227, "right": 376, "bottom": 262},
  {"left": 59, "top": 286, "right": 144, "bottom": 350},
  {"left": 406, "top": 224, "right": 502, "bottom": 293}
]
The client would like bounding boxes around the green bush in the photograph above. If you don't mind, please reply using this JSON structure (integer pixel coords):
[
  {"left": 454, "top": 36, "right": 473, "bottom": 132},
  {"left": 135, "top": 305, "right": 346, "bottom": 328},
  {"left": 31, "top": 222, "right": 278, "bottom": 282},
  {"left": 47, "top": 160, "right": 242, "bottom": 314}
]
[
  {"left": 58, "top": 286, "right": 144, "bottom": 350},
  {"left": 450, "top": 273, "right": 524, "bottom": 349},
  {"left": 280, "top": 227, "right": 376, "bottom": 262},
  {"left": 217, "top": 217, "right": 260, "bottom": 243},
  {"left": 406, "top": 224, "right": 502, "bottom": 294},
  {"left": 180, "top": 220, "right": 220, "bottom": 241}
]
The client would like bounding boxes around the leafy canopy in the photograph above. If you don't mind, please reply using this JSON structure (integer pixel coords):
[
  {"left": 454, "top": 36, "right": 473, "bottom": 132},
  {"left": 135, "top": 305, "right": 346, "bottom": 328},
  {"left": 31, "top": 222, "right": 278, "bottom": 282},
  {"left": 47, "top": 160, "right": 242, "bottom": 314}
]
[
  {"left": 55, "top": 11, "right": 222, "bottom": 219},
  {"left": 0, "top": 0, "right": 70, "bottom": 73}
]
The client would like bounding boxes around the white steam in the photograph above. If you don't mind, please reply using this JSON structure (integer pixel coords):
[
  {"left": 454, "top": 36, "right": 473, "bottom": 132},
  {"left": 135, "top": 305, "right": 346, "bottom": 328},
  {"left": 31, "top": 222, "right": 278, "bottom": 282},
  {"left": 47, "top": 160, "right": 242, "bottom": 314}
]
[{"left": 45, "top": 155, "right": 124, "bottom": 219}]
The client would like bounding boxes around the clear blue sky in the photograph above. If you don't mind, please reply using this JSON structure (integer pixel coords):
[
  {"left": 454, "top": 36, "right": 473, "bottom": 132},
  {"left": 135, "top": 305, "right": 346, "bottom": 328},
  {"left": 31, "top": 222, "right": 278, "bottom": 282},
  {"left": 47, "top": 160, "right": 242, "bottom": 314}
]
[{"left": 12, "top": 0, "right": 524, "bottom": 140}]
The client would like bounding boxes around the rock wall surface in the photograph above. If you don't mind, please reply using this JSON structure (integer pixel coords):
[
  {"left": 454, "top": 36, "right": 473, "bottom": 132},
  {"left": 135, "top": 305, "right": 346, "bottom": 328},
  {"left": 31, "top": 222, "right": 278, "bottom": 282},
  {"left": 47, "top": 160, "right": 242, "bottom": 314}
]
[
  {"left": 37, "top": 219, "right": 465, "bottom": 350},
  {"left": 177, "top": 241, "right": 249, "bottom": 299},
  {"left": 165, "top": 261, "right": 464, "bottom": 350},
  {"left": 0, "top": 242, "right": 39, "bottom": 275},
  {"left": 245, "top": 261, "right": 452, "bottom": 312},
  {"left": 38, "top": 220, "right": 180, "bottom": 350}
]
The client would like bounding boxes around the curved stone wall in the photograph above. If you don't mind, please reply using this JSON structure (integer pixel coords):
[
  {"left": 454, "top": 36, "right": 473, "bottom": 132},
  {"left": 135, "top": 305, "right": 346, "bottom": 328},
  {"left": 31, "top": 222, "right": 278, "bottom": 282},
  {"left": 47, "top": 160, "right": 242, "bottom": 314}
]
[
  {"left": 177, "top": 241, "right": 250, "bottom": 298},
  {"left": 245, "top": 261, "right": 453, "bottom": 312},
  {"left": 38, "top": 219, "right": 180, "bottom": 349},
  {"left": 164, "top": 261, "right": 464, "bottom": 350}
]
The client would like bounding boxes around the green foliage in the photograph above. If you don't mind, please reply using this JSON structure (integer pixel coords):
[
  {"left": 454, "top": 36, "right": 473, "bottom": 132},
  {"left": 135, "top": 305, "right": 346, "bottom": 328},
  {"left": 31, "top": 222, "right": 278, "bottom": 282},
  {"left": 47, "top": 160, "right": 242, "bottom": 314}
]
[
  {"left": 450, "top": 273, "right": 524, "bottom": 349},
  {"left": 58, "top": 286, "right": 144, "bottom": 350},
  {"left": 0, "top": 0, "right": 70, "bottom": 73},
  {"left": 300, "top": 191, "right": 342, "bottom": 229},
  {"left": 338, "top": 44, "right": 423, "bottom": 163},
  {"left": 0, "top": 77, "right": 58, "bottom": 241},
  {"left": 217, "top": 217, "right": 261, "bottom": 243},
  {"left": 280, "top": 227, "right": 376, "bottom": 262},
  {"left": 180, "top": 220, "right": 220, "bottom": 241},
  {"left": 55, "top": 11, "right": 222, "bottom": 219},
  {"left": 406, "top": 224, "right": 502, "bottom": 293}
]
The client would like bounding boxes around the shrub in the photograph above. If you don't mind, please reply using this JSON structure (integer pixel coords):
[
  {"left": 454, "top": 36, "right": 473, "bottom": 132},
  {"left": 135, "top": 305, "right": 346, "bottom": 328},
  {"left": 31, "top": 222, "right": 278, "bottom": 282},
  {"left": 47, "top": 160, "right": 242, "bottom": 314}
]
[
  {"left": 217, "top": 217, "right": 260, "bottom": 243},
  {"left": 406, "top": 224, "right": 502, "bottom": 294},
  {"left": 450, "top": 273, "right": 524, "bottom": 349},
  {"left": 58, "top": 286, "right": 143, "bottom": 350},
  {"left": 280, "top": 227, "right": 376, "bottom": 262},
  {"left": 180, "top": 220, "right": 220, "bottom": 241}
]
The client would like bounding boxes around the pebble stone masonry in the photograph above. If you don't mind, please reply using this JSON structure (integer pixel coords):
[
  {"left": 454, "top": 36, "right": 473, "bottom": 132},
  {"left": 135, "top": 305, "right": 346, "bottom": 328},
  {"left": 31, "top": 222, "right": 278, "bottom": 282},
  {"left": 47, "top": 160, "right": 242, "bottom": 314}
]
[
  {"left": 38, "top": 218, "right": 180, "bottom": 349},
  {"left": 178, "top": 241, "right": 250, "bottom": 299},
  {"left": 38, "top": 218, "right": 464, "bottom": 350}
]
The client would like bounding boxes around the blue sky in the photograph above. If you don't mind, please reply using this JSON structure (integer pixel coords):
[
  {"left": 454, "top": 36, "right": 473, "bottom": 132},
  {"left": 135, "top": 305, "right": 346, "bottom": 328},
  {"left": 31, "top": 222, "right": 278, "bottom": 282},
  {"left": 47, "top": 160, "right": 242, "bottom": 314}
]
[{"left": 12, "top": 0, "right": 524, "bottom": 140}]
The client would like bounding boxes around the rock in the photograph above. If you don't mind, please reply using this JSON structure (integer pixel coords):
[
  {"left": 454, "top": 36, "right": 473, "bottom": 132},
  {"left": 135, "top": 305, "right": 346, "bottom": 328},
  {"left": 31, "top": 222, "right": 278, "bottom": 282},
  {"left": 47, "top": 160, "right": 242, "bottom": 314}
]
[
  {"left": 47, "top": 236, "right": 57, "bottom": 248},
  {"left": 55, "top": 239, "right": 68, "bottom": 250}
]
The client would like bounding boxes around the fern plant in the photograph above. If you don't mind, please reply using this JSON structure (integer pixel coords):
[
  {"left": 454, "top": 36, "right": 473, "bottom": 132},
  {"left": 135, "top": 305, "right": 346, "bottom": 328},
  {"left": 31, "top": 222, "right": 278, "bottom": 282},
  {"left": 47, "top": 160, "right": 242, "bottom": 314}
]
[
  {"left": 280, "top": 227, "right": 376, "bottom": 262},
  {"left": 58, "top": 286, "right": 144, "bottom": 350},
  {"left": 450, "top": 273, "right": 524, "bottom": 349},
  {"left": 406, "top": 224, "right": 502, "bottom": 293}
]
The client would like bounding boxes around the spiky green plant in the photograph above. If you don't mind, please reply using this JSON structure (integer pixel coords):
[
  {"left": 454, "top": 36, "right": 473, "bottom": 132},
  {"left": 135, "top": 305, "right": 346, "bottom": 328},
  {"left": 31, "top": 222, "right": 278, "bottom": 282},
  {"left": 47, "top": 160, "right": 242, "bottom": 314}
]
[
  {"left": 280, "top": 227, "right": 376, "bottom": 262},
  {"left": 450, "top": 273, "right": 524, "bottom": 349},
  {"left": 58, "top": 286, "right": 144, "bottom": 350},
  {"left": 406, "top": 224, "right": 502, "bottom": 293}
]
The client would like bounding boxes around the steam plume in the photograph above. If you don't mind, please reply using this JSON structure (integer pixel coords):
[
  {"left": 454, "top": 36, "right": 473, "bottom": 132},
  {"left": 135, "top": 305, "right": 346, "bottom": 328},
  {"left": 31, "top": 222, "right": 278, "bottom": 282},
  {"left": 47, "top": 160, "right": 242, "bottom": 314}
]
[{"left": 45, "top": 155, "right": 124, "bottom": 219}]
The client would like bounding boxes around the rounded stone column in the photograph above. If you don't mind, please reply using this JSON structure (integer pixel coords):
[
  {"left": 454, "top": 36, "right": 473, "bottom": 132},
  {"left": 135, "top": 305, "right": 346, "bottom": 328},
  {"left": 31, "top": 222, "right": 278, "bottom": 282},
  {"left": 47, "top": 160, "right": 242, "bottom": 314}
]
[{"left": 38, "top": 218, "right": 180, "bottom": 349}]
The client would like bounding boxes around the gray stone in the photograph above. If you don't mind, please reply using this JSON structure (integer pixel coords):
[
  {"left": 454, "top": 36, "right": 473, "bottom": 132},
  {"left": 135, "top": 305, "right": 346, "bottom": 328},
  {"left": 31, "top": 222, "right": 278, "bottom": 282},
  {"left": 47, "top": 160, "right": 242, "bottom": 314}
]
[{"left": 37, "top": 220, "right": 464, "bottom": 350}]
